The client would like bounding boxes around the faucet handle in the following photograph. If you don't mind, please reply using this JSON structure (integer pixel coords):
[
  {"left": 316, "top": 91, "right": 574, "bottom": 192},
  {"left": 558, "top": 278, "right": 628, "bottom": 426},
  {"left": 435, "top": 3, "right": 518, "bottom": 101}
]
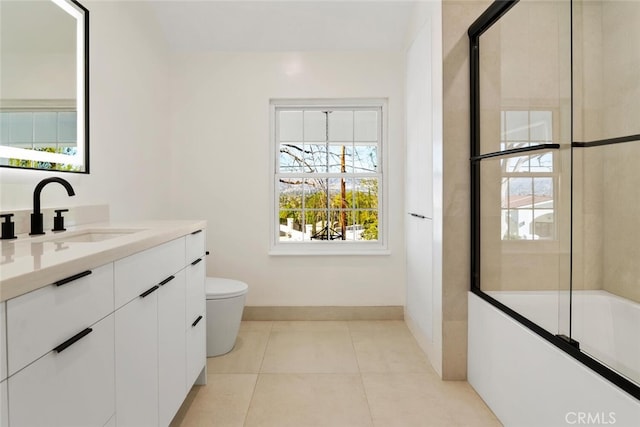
[
  {"left": 1, "top": 213, "right": 17, "bottom": 240},
  {"left": 53, "top": 209, "right": 69, "bottom": 232}
]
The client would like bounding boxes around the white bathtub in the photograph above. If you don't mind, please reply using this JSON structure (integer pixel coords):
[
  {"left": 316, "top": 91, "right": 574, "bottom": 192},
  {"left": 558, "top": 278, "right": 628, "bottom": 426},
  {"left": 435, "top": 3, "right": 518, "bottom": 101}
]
[
  {"left": 468, "top": 292, "right": 640, "bottom": 427},
  {"left": 485, "top": 289, "right": 640, "bottom": 385}
]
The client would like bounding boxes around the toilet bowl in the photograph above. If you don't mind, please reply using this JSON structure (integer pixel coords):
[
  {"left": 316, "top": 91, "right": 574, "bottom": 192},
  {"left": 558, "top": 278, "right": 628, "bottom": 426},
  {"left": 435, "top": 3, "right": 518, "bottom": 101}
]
[{"left": 205, "top": 277, "right": 248, "bottom": 357}]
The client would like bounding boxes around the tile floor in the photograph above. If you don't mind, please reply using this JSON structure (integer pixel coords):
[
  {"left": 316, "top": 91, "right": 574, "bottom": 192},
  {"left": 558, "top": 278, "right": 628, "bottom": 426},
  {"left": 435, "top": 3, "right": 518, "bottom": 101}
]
[{"left": 171, "top": 320, "right": 502, "bottom": 427}]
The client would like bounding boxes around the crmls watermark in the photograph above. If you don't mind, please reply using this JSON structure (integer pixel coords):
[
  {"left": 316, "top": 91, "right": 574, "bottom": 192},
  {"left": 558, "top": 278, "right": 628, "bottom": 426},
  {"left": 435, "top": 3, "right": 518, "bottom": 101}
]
[{"left": 565, "top": 411, "right": 616, "bottom": 425}]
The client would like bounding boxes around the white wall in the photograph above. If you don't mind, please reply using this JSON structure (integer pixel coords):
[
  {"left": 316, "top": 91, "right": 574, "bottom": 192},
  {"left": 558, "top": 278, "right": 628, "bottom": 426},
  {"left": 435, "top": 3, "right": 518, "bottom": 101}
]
[
  {"left": 168, "top": 51, "right": 406, "bottom": 307},
  {"left": 0, "top": 1, "right": 172, "bottom": 222},
  {"left": 404, "top": 0, "right": 444, "bottom": 376}
]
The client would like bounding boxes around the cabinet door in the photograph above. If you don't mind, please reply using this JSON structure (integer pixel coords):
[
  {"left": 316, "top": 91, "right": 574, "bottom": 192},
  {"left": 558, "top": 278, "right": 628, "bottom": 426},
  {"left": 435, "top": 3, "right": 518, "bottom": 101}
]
[
  {"left": 8, "top": 314, "right": 115, "bottom": 427},
  {"left": 115, "top": 290, "right": 158, "bottom": 427},
  {"left": 158, "top": 269, "right": 187, "bottom": 427},
  {"left": 186, "top": 312, "right": 206, "bottom": 387},
  {"left": 7, "top": 263, "right": 114, "bottom": 376},
  {"left": 186, "top": 256, "right": 206, "bottom": 387},
  {"left": 406, "top": 216, "right": 433, "bottom": 341}
]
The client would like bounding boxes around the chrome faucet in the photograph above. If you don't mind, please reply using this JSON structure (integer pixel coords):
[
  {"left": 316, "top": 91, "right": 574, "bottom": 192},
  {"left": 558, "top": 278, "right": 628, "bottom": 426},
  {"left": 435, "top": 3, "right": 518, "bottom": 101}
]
[{"left": 30, "top": 177, "right": 76, "bottom": 235}]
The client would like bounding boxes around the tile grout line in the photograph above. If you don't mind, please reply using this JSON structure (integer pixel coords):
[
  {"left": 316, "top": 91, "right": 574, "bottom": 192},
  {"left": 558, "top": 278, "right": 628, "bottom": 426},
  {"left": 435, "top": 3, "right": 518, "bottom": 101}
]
[
  {"left": 347, "top": 321, "right": 377, "bottom": 427},
  {"left": 242, "top": 321, "right": 274, "bottom": 427}
]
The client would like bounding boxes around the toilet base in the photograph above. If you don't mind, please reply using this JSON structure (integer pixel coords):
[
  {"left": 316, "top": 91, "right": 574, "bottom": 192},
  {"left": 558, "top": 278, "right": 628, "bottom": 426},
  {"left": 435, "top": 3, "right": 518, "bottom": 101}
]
[{"left": 206, "top": 294, "right": 246, "bottom": 357}]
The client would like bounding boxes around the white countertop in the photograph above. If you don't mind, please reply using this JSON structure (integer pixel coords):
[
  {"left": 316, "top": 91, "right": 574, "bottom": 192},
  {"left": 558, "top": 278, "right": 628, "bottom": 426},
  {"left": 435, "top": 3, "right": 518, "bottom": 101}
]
[{"left": 0, "top": 220, "right": 206, "bottom": 302}]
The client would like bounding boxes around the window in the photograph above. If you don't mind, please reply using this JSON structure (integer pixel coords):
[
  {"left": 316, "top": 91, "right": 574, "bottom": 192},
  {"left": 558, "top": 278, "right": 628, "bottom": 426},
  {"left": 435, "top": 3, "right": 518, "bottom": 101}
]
[
  {"left": 270, "top": 100, "right": 387, "bottom": 254},
  {"left": 500, "top": 110, "right": 556, "bottom": 240}
]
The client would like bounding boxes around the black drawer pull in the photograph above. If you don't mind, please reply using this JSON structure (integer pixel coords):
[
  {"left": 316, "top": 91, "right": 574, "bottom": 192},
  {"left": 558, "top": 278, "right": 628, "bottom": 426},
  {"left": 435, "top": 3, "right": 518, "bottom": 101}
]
[
  {"left": 139, "top": 285, "right": 159, "bottom": 298},
  {"left": 409, "top": 212, "right": 427, "bottom": 219},
  {"left": 54, "top": 328, "right": 93, "bottom": 353},
  {"left": 192, "top": 315, "right": 203, "bottom": 327},
  {"left": 55, "top": 270, "right": 92, "bottom": 287},
  {"left": 158, "top": 275, "right": 175, "bottom": 286},
  {"left": 191, "top": 258, "right": 202, "bottom": 266},
  {"left": 191, "top": 229, "right": 203, "bottom": 235}
]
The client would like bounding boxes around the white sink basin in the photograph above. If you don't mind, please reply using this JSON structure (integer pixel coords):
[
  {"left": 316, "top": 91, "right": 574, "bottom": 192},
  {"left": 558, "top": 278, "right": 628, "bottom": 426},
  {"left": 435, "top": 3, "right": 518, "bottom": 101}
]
[{"left": 49, "top": 228, "right": 145, "bottom": 244}]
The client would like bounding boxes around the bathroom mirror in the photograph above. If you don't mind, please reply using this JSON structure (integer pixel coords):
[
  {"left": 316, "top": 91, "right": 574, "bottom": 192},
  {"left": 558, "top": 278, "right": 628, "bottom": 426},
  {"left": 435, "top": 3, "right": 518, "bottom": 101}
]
[{"left": 0, "top": 0, "right": 89, "bottom": 173}]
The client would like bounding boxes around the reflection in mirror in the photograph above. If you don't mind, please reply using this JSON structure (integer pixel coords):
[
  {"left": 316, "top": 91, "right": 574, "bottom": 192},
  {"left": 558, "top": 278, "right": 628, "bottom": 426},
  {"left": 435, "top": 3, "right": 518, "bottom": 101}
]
[{"left": 0, "top": 0, "right": 88, "bottom": 173}]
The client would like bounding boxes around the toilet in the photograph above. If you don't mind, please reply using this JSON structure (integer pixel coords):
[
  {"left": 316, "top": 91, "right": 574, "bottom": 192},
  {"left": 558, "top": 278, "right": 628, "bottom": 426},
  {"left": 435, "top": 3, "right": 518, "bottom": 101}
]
[{"left": 205, "top": 277, "right": 249, "bottom": 357}]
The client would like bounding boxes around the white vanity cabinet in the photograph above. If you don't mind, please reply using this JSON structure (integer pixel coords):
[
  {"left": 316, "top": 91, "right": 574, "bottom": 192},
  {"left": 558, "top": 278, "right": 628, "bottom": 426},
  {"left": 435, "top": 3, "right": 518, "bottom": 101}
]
[
  {"left": 0, "top": 224, "right": 206, "bottom": 427},
  {"left": 115, "top": 232, "right": 206, "bottom": 427},
  {"left": 185, "top": 231, "right": 206, "bottom": 387},
  {"left": 6, "top": 264, "right": 116, "bottom": 427}
]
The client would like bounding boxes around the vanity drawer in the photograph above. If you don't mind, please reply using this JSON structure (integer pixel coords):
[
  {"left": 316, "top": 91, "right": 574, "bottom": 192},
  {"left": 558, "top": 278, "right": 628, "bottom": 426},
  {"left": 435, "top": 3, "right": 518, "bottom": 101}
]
[
  {"left": 114, "top": 237, "right": 185, "bottom": 308},
  {"left": 8, "top": 314, "right": 115, "bottom": 427},
  {"left": 186, "top": 229, "right": 206, "bottom": 264},
  {"left": 6, "top": 263, "right": 114, "bottom": 376}
]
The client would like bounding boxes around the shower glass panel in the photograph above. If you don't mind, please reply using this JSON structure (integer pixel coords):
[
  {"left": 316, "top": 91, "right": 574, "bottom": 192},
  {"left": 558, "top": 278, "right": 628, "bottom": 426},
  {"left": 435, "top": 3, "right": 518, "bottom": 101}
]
[
  {"left": 572, "top": 0, "right": 640, "bottom": 387},
  {"left": 475, "top": 0, "right": 572, "bottom": 337},
  {"left": 573, "top": 142, "right": 640, "bottom": 386}
]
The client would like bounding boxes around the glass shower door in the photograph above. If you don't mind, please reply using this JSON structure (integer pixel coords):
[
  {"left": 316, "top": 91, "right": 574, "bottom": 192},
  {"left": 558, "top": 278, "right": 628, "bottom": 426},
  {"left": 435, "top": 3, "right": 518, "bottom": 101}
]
[{"left": 474, "top": 0, "right": 572, "bottom": 340}]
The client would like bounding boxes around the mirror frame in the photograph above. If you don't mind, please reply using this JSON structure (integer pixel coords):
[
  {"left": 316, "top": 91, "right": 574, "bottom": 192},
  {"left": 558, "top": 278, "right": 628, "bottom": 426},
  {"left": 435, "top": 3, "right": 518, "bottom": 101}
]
[{"left": 0, "top": 0, "right": 89, "bottom": 173}]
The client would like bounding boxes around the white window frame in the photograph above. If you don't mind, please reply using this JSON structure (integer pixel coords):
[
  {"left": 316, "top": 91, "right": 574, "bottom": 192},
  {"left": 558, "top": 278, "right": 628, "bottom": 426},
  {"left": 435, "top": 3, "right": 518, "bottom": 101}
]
[{"left": 269, "top": 98, "right": 389, "bottom": 256}]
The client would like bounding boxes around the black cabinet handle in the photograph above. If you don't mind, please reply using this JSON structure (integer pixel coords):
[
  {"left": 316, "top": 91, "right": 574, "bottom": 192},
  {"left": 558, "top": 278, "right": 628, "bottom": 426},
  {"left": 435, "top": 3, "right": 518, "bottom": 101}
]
[
  {"left": 54, "top": 328, "right": 93, "bottom": 353},
  {"left": 191, "top": 229, "right": 202, "bottom": 235},
  {"left": 191, "top": 258, "right": 202, "bottom": 266},
  {"left": 408, "top": 212, "right": 427, "bottom": 219},
  {"left": 139, "top": 285, "right": 159, "bottom": 298},
  {"left": 192, "top": 315, "right": 203, "bottom": 327},
  {"left": 55, "top": 270, "right": 92, "bottom": 287},
  {"left": 158, "top": 275, "right": 175, "bottom": 286}
]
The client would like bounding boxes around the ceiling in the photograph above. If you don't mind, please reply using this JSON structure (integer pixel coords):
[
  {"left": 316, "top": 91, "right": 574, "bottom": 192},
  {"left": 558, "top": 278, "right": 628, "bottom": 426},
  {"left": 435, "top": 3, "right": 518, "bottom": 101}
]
[{"left": 148, "top": 0, "right": 418, "bottom": 52}]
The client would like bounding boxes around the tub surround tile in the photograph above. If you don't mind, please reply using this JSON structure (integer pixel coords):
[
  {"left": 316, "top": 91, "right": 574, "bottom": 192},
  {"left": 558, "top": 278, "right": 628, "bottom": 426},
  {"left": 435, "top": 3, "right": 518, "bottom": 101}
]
[{"left": 442, "top": 320, "right": 469, "bottom": 381}]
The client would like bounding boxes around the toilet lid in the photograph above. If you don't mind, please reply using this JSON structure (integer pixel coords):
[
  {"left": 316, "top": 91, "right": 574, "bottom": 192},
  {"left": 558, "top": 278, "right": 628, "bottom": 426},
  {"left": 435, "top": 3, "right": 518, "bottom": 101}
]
[{"left": 206, "top": 277, "right": 248, "bottom": 299}]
